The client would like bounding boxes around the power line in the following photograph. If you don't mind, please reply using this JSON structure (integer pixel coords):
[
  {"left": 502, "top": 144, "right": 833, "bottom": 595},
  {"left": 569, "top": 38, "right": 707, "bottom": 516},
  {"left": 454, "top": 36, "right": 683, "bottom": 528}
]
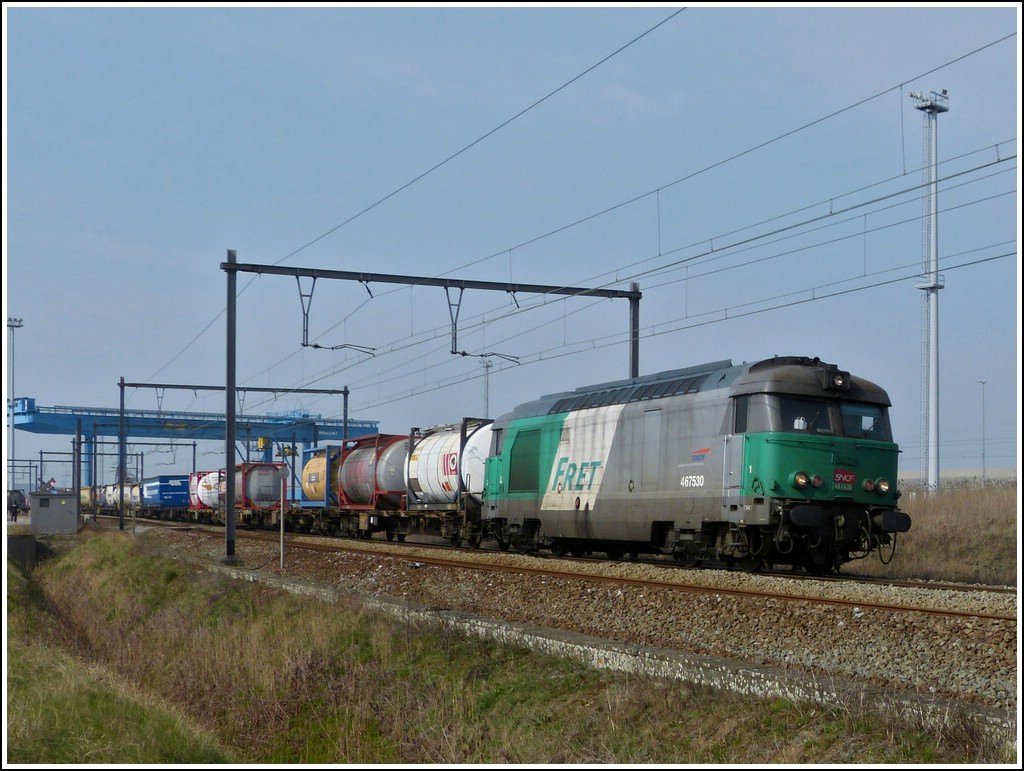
[
  {"left": 436, "top": 38, "right": 1017, "bottom": 279},
  {"left": 142, "top": 8, "right": 685, "bottom": 389},
  {"left": 241, "top": 148, "right": 1014, "bottom": 403},
  {"left": 276, "top": 142, "right": 1015, "bottom": 403},
  {"left": 272, "top": 8, "right": 687, "bottom": 266},
  {"left": 239, "top": 235, "right": 1012, "bottom": 420},
  {"left": 147, "top": 31, "right": 1016, "bottom": 405},
  {"left": 264, "top": 160, "right": 1015, "bottom": 407},
  {"left": 343, "top": 250, "right": 1014, "bottom": 415}
]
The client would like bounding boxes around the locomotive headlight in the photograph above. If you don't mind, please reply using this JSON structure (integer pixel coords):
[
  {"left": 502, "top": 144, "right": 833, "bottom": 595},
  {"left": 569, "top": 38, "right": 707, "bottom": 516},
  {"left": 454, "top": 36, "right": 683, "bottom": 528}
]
[
  {"left": 792, "top": 471, "right": 810, "bottom": 489},
  {"left": 875, "top": 478, "right": 891, "bottom": 495},
  {"left": 810, "top": 474, "right": 824, "bottom": 488},
  {"left": 862, "top": 478, "right": 875, "bottom": 492},
  {"left": 824, "top": 368, "right": 852, "bottom": 391}
]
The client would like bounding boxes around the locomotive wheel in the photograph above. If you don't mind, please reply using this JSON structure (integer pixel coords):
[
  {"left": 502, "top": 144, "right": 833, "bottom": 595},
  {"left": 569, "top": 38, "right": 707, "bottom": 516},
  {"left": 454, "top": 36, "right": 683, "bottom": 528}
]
[
  {"left": 397, "top": 534, "right": 406, "bottom": 543},
  {"left": 550, "top": 541, "right": 567, "bottom": 557},
  {"left": 386, "top": 532, "right": 395, "bottom": 542},
  {"left": 676, "top": 552, "right": 702, "bottom": 567},
  {"left": 802, "top": 553, "right": 832, "bottom": 576},
  {"left": 739, "top": 557, "right": 764, "bottom": 573}
]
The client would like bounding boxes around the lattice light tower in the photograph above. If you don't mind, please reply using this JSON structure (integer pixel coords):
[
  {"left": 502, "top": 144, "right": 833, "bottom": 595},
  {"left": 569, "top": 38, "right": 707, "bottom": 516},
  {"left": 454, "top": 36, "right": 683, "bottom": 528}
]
[{"left": 911, "top": 89, "right": 948, "bottom": 493}]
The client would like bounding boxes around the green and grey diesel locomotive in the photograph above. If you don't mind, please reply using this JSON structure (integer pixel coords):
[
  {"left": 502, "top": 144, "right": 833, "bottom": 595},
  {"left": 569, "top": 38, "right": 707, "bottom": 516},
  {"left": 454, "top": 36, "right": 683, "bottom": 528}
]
[{"left": 482, "top": 355, "right": 911, "bottom": 573}]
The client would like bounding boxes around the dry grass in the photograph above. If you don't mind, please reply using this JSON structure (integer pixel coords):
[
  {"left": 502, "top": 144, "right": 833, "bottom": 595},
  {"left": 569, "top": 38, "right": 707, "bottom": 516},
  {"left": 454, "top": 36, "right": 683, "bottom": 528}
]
[
  {"left": 7, "top": 529, "right": 1016, "bottom": 764},
  {"left": 848, "top": 480, "right": 1018, "bottom": 585}
]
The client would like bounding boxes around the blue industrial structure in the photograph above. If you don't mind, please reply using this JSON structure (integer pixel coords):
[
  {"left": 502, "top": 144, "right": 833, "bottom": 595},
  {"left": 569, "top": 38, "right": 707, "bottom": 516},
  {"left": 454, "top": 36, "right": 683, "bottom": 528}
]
[{"left": 11, "top": 397, "right": 378, "bottom": 487}]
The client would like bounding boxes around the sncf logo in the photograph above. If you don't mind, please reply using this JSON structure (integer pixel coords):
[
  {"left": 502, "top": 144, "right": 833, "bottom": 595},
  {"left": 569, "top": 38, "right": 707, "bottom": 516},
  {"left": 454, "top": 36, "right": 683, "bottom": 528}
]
[{"left": 834, "top": 469, "right": 856, "bottom": 485}]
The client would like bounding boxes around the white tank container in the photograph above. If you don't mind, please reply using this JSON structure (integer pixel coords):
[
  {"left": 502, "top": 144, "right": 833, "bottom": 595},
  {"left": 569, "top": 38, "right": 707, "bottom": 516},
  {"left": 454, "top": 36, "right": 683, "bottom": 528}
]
[
  {"left": 103, "top": 484, "right": 132, "bottom": 509},
  {"left": 189, "top": 471, "right": 209, "bottom": 508},
  {"left": 196, "top": 471, "right": 224, "bottom": 508},
  {"left": 407, "top": 423, "right": 492, "bottom": 504}
]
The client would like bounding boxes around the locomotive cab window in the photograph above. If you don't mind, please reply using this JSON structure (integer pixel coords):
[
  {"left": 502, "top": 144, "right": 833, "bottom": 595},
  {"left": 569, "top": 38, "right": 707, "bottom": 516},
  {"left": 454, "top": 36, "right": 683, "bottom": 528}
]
[
  {"left": 733, "top": 393, "right": 773, "bottom": 433},
  {"left": 733, "top": 394, "right": 749, "bottom": 433},
  {"left": 840, "top": 402, "right": 892, "bottom": 441},
  {"left": 778, "top": 396, "right": 833, "bottom": 434}
]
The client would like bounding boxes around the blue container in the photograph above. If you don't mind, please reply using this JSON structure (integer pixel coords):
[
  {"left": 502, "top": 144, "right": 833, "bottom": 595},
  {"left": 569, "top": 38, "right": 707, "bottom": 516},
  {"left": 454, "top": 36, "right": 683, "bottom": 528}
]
[{"left": 141, "top": 475, "right": 190, "bottom": 509}]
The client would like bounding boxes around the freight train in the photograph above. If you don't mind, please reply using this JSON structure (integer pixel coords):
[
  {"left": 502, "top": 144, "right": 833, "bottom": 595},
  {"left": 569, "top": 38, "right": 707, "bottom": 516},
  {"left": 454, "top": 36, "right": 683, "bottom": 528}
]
[{"left": 84, "top": 355, "right": 911, "bottom": 573}]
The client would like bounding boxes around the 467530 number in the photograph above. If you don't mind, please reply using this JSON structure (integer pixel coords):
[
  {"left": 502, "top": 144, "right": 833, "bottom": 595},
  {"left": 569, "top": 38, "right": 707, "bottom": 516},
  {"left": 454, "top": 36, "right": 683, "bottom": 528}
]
[{"left": 679, "top": 474, "right": 705, "bottom": 488}]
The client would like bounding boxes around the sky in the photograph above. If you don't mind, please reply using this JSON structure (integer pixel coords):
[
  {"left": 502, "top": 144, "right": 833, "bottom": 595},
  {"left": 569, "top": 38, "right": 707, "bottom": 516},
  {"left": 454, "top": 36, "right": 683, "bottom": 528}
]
[{"left": 3, "top": 3, "right": 1020, "bottom": 489}]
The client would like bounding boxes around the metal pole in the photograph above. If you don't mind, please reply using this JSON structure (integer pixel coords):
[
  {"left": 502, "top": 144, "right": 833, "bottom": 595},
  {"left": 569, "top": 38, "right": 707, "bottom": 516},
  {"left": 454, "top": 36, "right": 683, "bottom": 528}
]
[
  {"left": 290, "top": 432, "right": 297, "bottom": 503},
  {"left": 119, "top": 376, "right": 126, "bottom": 530},
  {"left": 8, "top": 318, "right": 23, "bottom": 490},
  {"left": 978, "top": 380, "right": 986, "bottom": 487},
  {"left": 927, "top": 108, "right": 940, "bottom": 493},
  {"left": 482, "top": 358, "right": 492, "bottom": 418},
  {"left": 912, "top": 90, "right": 947, "bottom": 494},
  {"left": 280, "top": 476, "right": 285, "bottom": 572},
  {"left": 629, "top": 282, "right": 640, "bottom": 378},
  {"left": 74, "top": 420, "right": 82, "bottom": 522},
  {"left": 343, "top": 387, "right": 349, "bottom": 442},
  {"left": 224, "top": 250, "right": 240, "bottom": 565}
]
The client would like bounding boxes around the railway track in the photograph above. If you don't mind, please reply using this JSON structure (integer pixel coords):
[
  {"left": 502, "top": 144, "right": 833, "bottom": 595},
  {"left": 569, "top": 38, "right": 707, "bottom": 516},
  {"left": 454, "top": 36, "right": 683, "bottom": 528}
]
[
  {"left": 102, "top": 513, "right": 1016, "bottom": 596},
  {"left": 132, "top": 518, "right": 1015, "bottom": 623}
]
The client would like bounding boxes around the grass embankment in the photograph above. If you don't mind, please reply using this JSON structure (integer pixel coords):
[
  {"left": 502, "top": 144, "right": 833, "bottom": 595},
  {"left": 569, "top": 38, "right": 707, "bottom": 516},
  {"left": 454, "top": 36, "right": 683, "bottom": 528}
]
[
  {"left": 848, "top": 480, "right": 1017, "bottom": 585},
  {"left": 6, "top": 483, "right": 1017, "bottom": 764},
  {"left": 6, "top": 559, "right": 230, "bottom": 764}
]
